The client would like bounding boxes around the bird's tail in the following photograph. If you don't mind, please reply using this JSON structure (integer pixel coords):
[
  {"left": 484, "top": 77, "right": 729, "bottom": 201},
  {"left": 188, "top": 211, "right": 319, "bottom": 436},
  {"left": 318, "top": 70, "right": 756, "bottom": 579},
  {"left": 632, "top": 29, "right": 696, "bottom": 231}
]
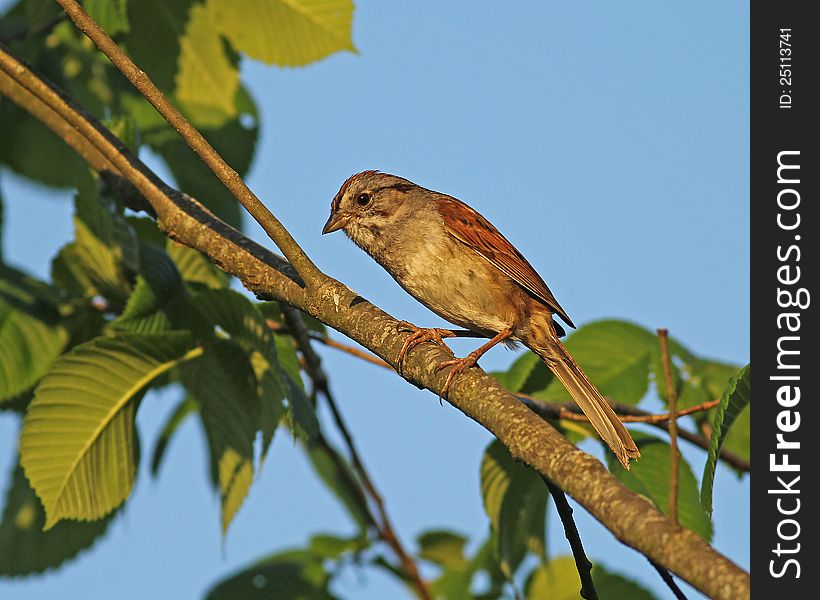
[{"left": 533, "top": 336, "right": 640, "bottom": 469}]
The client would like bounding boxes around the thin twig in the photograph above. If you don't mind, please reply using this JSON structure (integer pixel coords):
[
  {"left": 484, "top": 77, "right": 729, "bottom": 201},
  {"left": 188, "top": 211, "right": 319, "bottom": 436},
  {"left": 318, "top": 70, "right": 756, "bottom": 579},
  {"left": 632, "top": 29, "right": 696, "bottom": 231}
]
[
  {"left": 280, "top": 306, "right": 432, "bottom": 600},
  {"left": 657, "top": 329, "right": 680, "bottom": 528},
  {"left": 543, "top": 477, "right": 599, "bottom": 600},
  {"left": 315, "top": 334, "right": 395, "bottom": 369},
  {"left": 555, "top": 399, "right": 720, "bottom": 423},
  {"left": 55, "top": 0, "right": 322, "bottom": 284},
  {"left": 648, "top": 559, "right": 689, "bottom": 600}
]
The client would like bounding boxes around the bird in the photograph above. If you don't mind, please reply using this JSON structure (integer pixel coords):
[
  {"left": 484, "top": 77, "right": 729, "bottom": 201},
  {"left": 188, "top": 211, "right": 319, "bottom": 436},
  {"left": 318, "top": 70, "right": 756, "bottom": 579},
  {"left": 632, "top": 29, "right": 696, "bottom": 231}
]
[{"left": 322, "top": 170, "right": 639, "bottom": 468}]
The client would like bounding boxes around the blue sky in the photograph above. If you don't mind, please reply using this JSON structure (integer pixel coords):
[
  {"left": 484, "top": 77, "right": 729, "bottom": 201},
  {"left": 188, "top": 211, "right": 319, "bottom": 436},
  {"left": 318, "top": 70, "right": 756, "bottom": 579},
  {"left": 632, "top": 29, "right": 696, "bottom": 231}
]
[{"left": 1, "top": 1, "right": 749, "bottom": 598}]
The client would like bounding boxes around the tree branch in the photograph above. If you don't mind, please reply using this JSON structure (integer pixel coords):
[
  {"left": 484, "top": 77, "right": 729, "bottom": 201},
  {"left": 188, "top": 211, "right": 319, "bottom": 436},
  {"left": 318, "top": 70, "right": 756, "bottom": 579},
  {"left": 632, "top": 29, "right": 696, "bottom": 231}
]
[{"left": 0, "top": 43, "right": 750, "bottom": 600}]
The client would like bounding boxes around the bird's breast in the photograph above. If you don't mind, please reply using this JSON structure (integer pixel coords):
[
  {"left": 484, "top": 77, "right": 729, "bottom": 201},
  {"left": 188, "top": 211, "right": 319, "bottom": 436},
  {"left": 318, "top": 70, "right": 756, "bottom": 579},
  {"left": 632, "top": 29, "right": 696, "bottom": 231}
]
[{"left": 380, "top": 232, "right": 518, "bottom": 334}]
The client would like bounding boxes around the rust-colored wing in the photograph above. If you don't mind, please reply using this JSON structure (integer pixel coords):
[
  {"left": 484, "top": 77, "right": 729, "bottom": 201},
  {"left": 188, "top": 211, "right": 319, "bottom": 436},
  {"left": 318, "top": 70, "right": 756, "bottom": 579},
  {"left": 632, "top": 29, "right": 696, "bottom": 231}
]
[{"left": 436, "top": 196, "right": 575, "bottom": 328}]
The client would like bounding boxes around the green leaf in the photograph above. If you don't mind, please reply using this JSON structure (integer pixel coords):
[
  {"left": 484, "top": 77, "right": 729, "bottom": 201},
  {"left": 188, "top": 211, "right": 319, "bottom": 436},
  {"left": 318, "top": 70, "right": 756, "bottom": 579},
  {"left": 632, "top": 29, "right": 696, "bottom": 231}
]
[
  {"left": 0, "top": 301, "right": 67, "bottom": 403},
  {"left": 427, "top": 536, "right": 506, "bottom": 600},
  {"left": 534, "top": 320, "right": 658, "bottom": 405},
  {"left": 676, "top": 356, "right": 740, "bottom": 411},
  {"left": 0, "top": 463, "right": 115, "bottom": 575},
  {"left": 722, "top": 403, "right": 750, "bottom": 468},
  {"left": 25, "top": 0, "right": 61, "bottom": 30},
  {"left": 175, "top": 0, "right": 240, "bottom": 121},
  {"left": 418, "top": 530, "right": 469, "bottom": 569},
  {"left": 182, "top": 340, "right": 259, "bottom": 533},
  {"left": 85, "top": 0, "right": 130, "bottom": 36},
  {"left": 214, "top": 0, "right": 356, "bottom": 67},
  {"left": 525, "top": 556, "right": 585, "bottom": 600},
  {"left": 166, "top": 239, "right": 228, "bottom": 289},
  {"left": 110, "top": 241, "right": 208, "bottom": 335},
  {"left": 606, "top": 433, "right": 713, "bottom": 540},
  {"left": 480, "top": 440, "right": 547, "bottom": 578},
  {"left": 491, "top": 350, "right": 550, "bottom": 394},
  {"left": 20, "top": 332, "right": 197, "bottom": 528},
  {"left": 206, "top": 549, "right": 338, "bottom": 600},
  {"left": 308, "top": 533, "right": 369, "bottom": 559},
  {"left": 52, "top": 187, "right": 139, "bottom": 303},
  {"left": 525, "top": 556, "right": 658, "bottom": 600},
  {"left": 196, "top": 289, "right": 316, "bottom": 442},
  {"left": 104, "top": 112, "right": 140, "bottom": 152},
  {"left": 592, "top": 563, "right": 659, "bottom": 600},
  {"left": 306, "top": 442, "right": 373, "bottom": 531},
  {"left": 701, "top": 365, "right": 751, "bottom": 515},
  {"left": 150, "top": 395, "right": 197, "bottom": 477},
  {"left": 122, "top": 0, "right": 194, "bottom": 94},
  {"left": 0, "top": 101, "right": 93, "bottom": 190},
  {"left": 0, "top": 267, "right": 68, "bottom": 403}
]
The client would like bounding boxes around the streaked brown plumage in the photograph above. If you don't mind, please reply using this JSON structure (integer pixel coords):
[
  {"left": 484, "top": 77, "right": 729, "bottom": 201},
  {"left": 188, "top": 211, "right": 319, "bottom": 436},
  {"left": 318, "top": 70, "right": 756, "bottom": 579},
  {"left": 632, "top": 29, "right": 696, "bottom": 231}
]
[{"left": 323, "top": 171, "right": 639, "bottom": 468}]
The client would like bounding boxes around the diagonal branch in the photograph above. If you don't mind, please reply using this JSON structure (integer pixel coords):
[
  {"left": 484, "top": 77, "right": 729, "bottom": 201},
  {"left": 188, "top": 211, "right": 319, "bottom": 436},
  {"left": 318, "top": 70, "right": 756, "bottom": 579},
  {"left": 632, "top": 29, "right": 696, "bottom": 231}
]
[{"left": 0, "top": 43, "right": 749, "bottom": 600}]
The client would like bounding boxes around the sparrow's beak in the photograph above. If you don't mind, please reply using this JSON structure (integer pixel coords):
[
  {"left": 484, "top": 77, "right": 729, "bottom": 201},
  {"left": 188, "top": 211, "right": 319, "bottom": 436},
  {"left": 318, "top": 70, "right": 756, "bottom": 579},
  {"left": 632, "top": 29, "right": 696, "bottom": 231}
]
[{"left": 322, "top": 212, "right": 349, "bottom": 234}]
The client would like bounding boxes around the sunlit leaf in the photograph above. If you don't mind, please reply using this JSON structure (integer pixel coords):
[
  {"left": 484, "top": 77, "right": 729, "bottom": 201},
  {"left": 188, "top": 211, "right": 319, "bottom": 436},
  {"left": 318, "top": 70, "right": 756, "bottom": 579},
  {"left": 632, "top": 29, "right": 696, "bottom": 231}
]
[
  {"left": 606, "top": 433, "right": 712, "bottom": 540},
  {"left": 175, "top": 0, "right": 239, "bottom": 121},
  {"left": 0, "top": 267, "right": 67, "bottom": 403},
  {"left": 214, "top": 0, "right": 356, "bottom": 67},
  {"left": 525, "top": 556, "right": 657, "bottom": 600},
  {"left": 166, "top": 240, "right": 228, "bottom": 290},
  {"left": 20, "top": 332, "right": 197, "bottom": 528},
  {"left": 417, "top": 530, "right": 468, "bottom": 569},
  {"left": 52, "top": 187, "right": 138, "bottom": 303},
  {"left": 309, "top": 533, "right": 368, "bottom": 559},
  {"left": 701, "top": 365, "right": 750, "bottom": 515}
]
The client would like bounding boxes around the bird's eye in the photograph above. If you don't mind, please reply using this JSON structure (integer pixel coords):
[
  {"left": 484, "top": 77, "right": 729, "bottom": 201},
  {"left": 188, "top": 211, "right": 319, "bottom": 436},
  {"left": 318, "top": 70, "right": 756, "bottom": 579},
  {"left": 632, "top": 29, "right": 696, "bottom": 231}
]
[{"left": 356, "top": 192, "right": 371, "bottom": 206}]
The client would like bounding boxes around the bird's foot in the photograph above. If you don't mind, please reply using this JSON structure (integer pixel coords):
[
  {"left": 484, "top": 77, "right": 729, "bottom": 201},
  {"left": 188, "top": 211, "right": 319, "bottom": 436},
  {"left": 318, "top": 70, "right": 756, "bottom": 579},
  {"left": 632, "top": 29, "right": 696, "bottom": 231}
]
[
  {"left": 435, "top": 350, "right": 484, "bottom": 400},
  {"left": 396, "top": 321, "right": 455, "bottom": 375},
  {"left": 434, "top": 328, "right": 514, "bottom": 400}
]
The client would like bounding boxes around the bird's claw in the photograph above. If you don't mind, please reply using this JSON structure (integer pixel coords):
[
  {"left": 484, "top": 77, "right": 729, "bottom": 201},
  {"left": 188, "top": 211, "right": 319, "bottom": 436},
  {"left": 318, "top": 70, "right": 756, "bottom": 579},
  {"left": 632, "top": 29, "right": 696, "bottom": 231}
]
[
  {"left": 396, "top": 321, "right": 455, "bottom": 376},
  {"left": 435, "top": 352, "right": 482, "bottom": 401}
]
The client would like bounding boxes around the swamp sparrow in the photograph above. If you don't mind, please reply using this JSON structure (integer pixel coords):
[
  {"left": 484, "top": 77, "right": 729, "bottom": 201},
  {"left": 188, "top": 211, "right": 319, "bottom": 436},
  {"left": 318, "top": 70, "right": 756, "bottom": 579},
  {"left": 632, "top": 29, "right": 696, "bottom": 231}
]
[{"left": 322, "top": 171, "right": 639, "bottom": 468}]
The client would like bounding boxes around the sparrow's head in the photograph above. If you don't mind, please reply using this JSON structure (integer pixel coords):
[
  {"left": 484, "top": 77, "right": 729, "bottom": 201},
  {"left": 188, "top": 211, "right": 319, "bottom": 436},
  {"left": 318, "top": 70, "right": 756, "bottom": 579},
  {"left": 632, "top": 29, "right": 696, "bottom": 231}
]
[{"left": 322, "top": 171, "right": 418, "bottom": 245}]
